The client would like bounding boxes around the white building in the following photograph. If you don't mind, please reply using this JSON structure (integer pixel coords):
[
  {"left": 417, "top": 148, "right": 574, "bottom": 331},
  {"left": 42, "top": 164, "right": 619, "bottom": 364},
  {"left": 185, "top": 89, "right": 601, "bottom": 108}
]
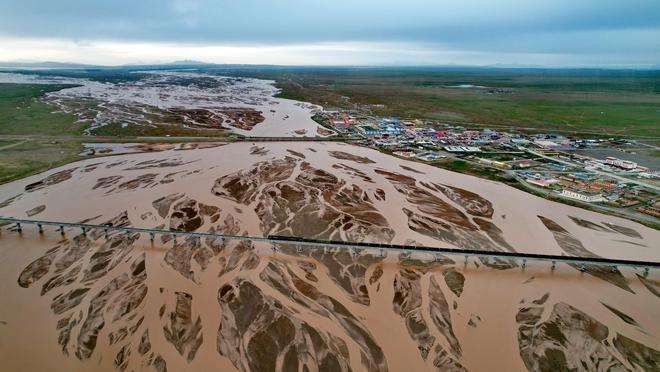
[
  {"left": 560, "top": 189, "right": 605, "bottom": 203},
  {"left": 604, "top": 156, "right": 637, "bottom": 170},
  {"left": 443, "top": 146, "right": 481, "bottom": 153}
]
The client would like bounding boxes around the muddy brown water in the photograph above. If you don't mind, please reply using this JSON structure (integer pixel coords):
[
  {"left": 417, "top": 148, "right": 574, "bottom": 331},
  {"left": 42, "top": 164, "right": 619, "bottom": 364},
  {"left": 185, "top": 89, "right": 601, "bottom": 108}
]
[{"left": 0, "top": 142, "right": 658, "bottom": 371}]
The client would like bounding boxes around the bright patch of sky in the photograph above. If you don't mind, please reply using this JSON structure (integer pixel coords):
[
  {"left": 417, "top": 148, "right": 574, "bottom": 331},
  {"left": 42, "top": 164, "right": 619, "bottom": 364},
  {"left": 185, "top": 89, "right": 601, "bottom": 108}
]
[{"left": 0, "top": 0, "right": 658, "bottom": 67}]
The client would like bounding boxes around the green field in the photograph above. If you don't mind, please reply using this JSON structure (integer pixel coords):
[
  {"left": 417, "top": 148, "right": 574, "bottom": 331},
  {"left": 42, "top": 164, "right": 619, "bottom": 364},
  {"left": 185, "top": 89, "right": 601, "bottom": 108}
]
[
  {"left": 6, "top": 67, "right": 659, "bottom": 140},
  {"left": 0, "top": 83, "right": 87, "bottom": 136},
  {"left": 218, "top": 67, "right": 660, "bottom": 139},
  {"left": 0, "top": 84, "right": 87, "bottom": 183},
  {"left": 0, "top": 82, "right": 232, "bottom": 184},
  {"left": 0, "top": 140, "right": 84, "bottom": 184}
]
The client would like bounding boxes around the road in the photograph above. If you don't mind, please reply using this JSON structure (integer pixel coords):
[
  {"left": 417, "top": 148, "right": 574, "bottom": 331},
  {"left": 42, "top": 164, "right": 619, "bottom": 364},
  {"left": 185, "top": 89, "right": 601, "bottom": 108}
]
[
  {"left": 0, "top": 133, "right": 360, "bottom": 143},
  {"left": 526, "top": 149, "right": 660, "bottom": 192},
  {"left": 437, "top": 154, "right": 658, "bottom": 226},
  {"left": 510, "top": 172, "right": 660, "bottom": 226}
]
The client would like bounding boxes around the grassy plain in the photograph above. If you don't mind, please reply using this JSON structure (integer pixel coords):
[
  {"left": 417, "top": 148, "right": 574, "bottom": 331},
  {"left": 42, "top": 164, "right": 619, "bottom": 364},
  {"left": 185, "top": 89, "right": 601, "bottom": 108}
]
[
  {"left": 0, "top": 84, "right": 87, "bottom": 183},
  {"left": 0, "top": 84, "right": 87, "bottom": 136},
  {"left": 225, "top": 67, "right": 660, "bottom": 139},
  {"left": 0, "top": 81, "right": 233, "bottom": 184},
  {"left": 0, "top": 140, "right": 84, "bottom": 184}
]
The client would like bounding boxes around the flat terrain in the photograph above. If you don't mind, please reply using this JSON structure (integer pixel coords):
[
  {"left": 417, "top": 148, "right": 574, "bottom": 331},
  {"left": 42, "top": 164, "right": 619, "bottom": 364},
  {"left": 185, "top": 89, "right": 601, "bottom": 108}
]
[
  {"left": 0, "top": 84, "right": 87, "bottom": 183},
  {"left": 1, "top": 142, "right": 658, "bottom": 372},
  {"left": 4, "top": 67, "right": 659, "bottom": 140},
  {"left": 0, "top": 84, "right": 86, "bottom": 136},
  {"left": 0, "top": 139, "right": 83, "bottom": 184},
  {"left": 226, "top": 67, "right": 660, "bottom": 139},
  {"left": 0, "top": 69, "right": 658, "bottom": 372}
]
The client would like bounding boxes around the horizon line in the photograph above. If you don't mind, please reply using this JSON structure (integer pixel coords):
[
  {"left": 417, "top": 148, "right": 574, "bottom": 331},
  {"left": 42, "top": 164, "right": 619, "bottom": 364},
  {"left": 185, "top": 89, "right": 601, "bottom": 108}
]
[{"left": 1, "top": 60, "right": 659, "bottom": 71}]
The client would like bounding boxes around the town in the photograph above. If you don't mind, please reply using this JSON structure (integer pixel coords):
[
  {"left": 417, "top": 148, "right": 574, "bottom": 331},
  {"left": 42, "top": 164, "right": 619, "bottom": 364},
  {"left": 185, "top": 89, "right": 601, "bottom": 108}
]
[{"left": 317, "top": 110, "right": 660, "bottom": 223}]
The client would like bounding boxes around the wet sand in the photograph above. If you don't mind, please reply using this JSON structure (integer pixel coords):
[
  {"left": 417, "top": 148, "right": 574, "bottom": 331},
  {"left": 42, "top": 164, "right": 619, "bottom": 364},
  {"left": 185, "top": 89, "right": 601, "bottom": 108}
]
[
  {"left": 0, "top": 72, "right": 333, "bottom": 137},
  {"left": 0, "top": 142, "right": 659, "bottom": 371}
]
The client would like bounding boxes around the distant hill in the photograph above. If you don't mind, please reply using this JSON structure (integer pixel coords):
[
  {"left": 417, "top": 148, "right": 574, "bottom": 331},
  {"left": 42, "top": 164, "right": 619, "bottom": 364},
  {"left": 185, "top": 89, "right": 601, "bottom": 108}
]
[
  {"left": 0, "top": 61, "right": 97, "bottom": 69},
  {"left": 166, "top": 60, "right": 215, "bottom": 66},
  {"left": 0, "top": 60, "right": 216, "bottom": 70}
]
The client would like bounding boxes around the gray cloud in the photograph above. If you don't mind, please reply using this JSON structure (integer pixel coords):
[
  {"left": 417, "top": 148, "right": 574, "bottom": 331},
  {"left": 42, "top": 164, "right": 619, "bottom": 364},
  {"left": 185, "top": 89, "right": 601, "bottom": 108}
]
[{"left": 0, "top": 0, "right": 658, "bottom": 65}]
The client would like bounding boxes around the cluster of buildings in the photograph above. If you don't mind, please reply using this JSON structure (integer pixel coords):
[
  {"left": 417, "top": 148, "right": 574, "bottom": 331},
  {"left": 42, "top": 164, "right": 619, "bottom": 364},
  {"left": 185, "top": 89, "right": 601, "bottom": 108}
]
[
  {"left": 520, "top": 171, "right": 658, "bottom": 216},
  {"left": 320, "top": 111, "right": 612, "bottom": 154},
  {"left": 530, "top": 164, "right": 659, "bottom": 219},
  {"left": 317, "top": 110, "right": 659, "bottom": 219},
  {"left": 524, "top": 172, "right": 617, "bottom": 202}
]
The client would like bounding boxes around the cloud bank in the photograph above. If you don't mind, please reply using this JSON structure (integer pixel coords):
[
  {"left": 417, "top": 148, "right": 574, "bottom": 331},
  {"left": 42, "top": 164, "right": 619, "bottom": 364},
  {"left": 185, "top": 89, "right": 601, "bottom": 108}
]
[{"left": 0, "top": 0, "right": 658, "bottom": 66}]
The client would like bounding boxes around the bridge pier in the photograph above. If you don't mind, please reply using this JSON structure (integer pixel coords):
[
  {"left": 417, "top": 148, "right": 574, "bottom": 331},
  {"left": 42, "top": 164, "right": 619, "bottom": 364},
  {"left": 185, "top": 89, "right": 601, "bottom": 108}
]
[{"left": 1, "top": 218, "right": 658, "bottom": 273}]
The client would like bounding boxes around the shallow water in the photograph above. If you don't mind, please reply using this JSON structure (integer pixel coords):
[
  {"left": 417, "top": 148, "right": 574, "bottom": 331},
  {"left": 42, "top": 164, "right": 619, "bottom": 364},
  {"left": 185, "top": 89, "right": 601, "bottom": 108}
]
[
  {"left": 0, "top": 142, "right": 658, "bottom": 371},
  {"left": 0, "top": 71, "right": 332, "bottom": 137}
]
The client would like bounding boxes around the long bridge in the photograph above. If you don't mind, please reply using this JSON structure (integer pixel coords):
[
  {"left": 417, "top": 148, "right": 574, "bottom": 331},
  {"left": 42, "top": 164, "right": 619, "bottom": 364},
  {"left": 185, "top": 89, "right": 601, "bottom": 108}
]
[{"left": 0, "top": 217, "right": 657, "bottom": 272}]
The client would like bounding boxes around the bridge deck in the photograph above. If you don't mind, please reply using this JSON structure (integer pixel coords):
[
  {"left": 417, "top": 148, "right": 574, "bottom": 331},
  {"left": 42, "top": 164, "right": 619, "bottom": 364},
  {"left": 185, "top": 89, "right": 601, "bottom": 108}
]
[{"left": 1, "top": 217, "right": 658, "bottom": 269}]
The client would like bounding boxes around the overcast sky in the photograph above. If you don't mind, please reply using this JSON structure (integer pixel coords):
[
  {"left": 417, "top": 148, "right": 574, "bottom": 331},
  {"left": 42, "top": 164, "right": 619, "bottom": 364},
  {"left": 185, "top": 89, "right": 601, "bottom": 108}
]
[{"left": 0, "top": 0, "right": 659, "bottom": 67}]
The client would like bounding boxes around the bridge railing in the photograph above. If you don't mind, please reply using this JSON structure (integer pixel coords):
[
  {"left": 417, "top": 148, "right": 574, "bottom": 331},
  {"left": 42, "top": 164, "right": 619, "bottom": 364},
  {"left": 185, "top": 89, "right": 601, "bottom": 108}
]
[{"left": 0, "top": 216, "right": 657, "bottom": 272}]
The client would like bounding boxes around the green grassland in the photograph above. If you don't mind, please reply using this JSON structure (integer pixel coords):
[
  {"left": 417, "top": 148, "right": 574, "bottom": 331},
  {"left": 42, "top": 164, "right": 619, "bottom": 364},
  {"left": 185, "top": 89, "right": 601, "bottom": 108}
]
[
  {"left": 219, "top": 67, "right": 660, "bottom": 139},
  {"left": 0, "top": 84, "right": 87, "bottom": 136},
  {"left": 0, "top": 140, "right": 84, "bottom": 184},
  {"left": 6, "top": 67, "right": 658, "bottom": 140},
  {"left": 0, "top": 82, "right": 232, "bottom": 184},
  {"left": 0, "top": 84, "right": 87, "bottom": 183}
]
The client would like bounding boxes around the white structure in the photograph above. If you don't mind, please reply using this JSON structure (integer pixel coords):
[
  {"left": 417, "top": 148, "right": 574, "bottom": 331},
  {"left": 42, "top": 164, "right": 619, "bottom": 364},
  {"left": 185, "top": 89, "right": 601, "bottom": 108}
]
[
  {"left": 604, "top": 156, "right": 637, "bottom": 170},
  {"left": 560, "top": 189, "right": 605, "bottom": 203},
  {"left": 527, "top": 178, "right": 559, "bottom": 188},
  {"left": 443, "top": 146, "right": 481, "bottom": 153}
]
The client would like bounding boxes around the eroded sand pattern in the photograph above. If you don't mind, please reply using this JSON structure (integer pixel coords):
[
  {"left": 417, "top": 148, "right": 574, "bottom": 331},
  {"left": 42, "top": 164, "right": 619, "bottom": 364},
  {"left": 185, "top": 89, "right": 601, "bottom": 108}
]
[
  {"left": 0, "top": 71, "right": 331, "bottom": 137},
  {"left": 0, "top": 142, "right": 659, "bottom": 371}
]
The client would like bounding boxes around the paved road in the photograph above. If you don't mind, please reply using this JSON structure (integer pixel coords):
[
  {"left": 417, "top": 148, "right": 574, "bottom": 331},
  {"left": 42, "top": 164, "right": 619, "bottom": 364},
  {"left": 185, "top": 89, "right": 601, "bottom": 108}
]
[
  {"left": 0, "top": 134, "right": 358, "bottom": 144},
  {"left": 510, "top": 173, "right": 659, "bottom": 226},
  {"left": 441, "top": 155, "right": 658, "bottom": 225},
  {"left": 526, "top": 149, "right": 660, "bottom": 192}
]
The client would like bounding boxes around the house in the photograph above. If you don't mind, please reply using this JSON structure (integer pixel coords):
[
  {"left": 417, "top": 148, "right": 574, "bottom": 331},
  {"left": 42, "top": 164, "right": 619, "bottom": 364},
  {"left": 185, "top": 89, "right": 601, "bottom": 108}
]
[
  {"left": 478, "top": 158, "right": 512, "bottom": 169},
  {"left": 560, "top": 189, "right": 605, "bottom": 202},
  {"left": 527, "top": 178, "right": 559, "bottom": 188},
  {"left": 507, "top": 160, "right": 534, "bottom": 169},
  {"left": 417, "top": 152, "right": 445, "bottom": 161},
  {"left": 443, "top": 146, "right": 481, "bottom": 153},
  {"left": 604, "top": 156, "right": 637, "bottom": 170}
]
